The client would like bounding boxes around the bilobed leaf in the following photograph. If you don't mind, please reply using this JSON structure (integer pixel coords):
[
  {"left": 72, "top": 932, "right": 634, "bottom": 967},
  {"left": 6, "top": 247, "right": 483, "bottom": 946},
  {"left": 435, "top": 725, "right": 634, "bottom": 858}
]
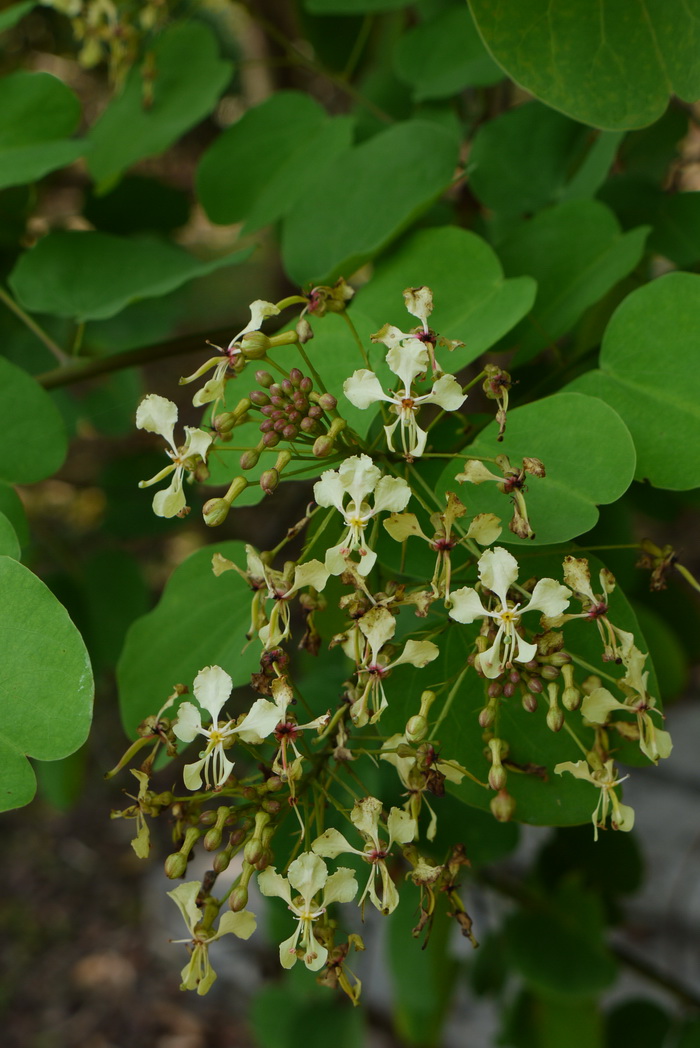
[
  {"left": 495, "top": 199, "right": 649, "bottom": 363},
  {"left": 281, "top": 120, "right": 460, "bottom": 284},
  {"left": 353, "top": 225, "right": 536, "bottom": 368},
  {"left": 197, "top": 91, "right": 354, "bottom": 231},
  {"left": 0, "top": 556, "right": 93, "bottom": 812},
  {"left": 468, "top": 0, "right": 700, "bottom": 130},
  {"left": 0, "top": 357, "right": 67, "bottom": 483},
  {"left": 435, "top": 392, "right": 636, "bottom": 545},
  {"left": 567, "top": 272, "right": 700, "bottom": 489},
  {"left": 0, "top": 71, "right": 83, "bottom": 190},
  {"left": 9, "top": 230, "right": 250, "bottom": 321},
  {"left": 393, "top": 7, "right": 502, "bottom": 101},
  {"left": 87, "top": 20, "right": 233, "bottom": 187},
  {"left": 117, "top": 542, "right": 261, "bottom": 736}
]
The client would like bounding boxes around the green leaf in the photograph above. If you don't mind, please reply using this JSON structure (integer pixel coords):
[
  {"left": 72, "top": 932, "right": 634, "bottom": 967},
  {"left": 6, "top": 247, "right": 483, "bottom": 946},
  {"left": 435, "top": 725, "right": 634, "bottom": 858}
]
[
  {"left": 9, "top": 230, "right": 250, "bottom": 321},
  {"left": 393, "top": 7, "right": 502, "bottom": 101},
  {"left": 469, "top": 102, "right": 620, "bottom": 219},
  {"left": 0, "top": 357, "right": 68, "bottom": 483},
  {"left": 387, "top": 884, "right": 457, "bottom": 1047},
  {"left": 605, "top": 1000, "right": 672, "bottom": 1048},
  {"left": 117, "top": 541, "right": 261, "bottom": 736},
  {"left": 0, "top": 1, "right": 35, "bottom": 33},
  {"left": 648, "top": 192, "right": 700, "bottom": 267},
  {"left": 566, "top": 272, "right": 700, "bottom": 489},
  {"left": 0, "top": 71, "right": 83, "bottom": 190},
  {"left": 84, "top": 175, "right": 191, "bottom": 236},
  {"left": 197, "top": 91, "right": 354, "bottom": 231},
  {"left": 0, "top": 482, "right": 28, "bottom": 545},
  {"left": 87, "top": 20, "right": 233, "bottom": 187},
  {"left": 281, "top": 120, "right": 460, "bottom": 284},
  {"left": 505, "top": 883, "right": 617, "bottom": 998},
  {"left": 467, "top": 0, "right": 700, "bottom": 130},
  {"left": 502, "top": 990, "right": 604, "bottom": 1048},
  {"left": 0, "top": 511, "right": 20, "bottom": 559},
  {"left": 631, "top": 602, "right": 688, "bottom": 700},
  {"left": 353, "top": 225, "right": 536, "bottom": 367},
  {"left": 495, "top": 200, "right": 649, "bottom": 364},
  {"left": 0, "top": 556, "right": 93, "bottom": 812},
  {"left": 250, "top": 979, "right": 364, "bottom": 1048},
  {"left": 435, "top": 392, "right": 636, "bottom": 545}
]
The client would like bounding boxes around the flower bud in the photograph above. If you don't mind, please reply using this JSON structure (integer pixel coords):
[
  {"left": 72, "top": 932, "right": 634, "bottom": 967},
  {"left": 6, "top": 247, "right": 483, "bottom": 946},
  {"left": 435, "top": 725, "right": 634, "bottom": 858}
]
[
  {"left": 527, "top": 677, "right": 543, "bottom": 693},
  {"left": 255, "top": 370, "right": 274, "bottom": 387},
  {"left": 229, "top": 885, "right": 249, "bottom": 912},
  {"left": 562, "top": 687, "right": 581, "bottom": 711},
  {"left": 313, "top": 434, "right": 334, "bottom": 457},
  {"left": 213, "top": 847, "right": 233, "bottom": 874},
  {"left": 541, "top": 665, "right": 560, "bottom": 680},
  {"left": 240, "top": 332, "right": 271, "bottom": 358},
  {"left": 204, "top": 827, "right": 223, "bottom": 851},
  {"left": 300, "top": 417, "right": 318, "bottom": 433},
  {"left": 521, "top": 692, "right": 538, "bottom": 713},
  {"left": 546, "top": 706, "right": 565, "bottom": 732},
  {"left": 240, "top": 448, "right": 260, "bottom": 470},
  {"left": 164, "top": 852, "right": 188, "bottom": 879},
  {"left": 502, "top": 682, "right": 516, "bottom": 698},
  {"left": 282, "top": 424, "right": 298, "bottom": 440},
  {"left": 296, "top": 318, "right": 314, "bottom": 343},
  {"left": 479, "top": 703, "right": 496, "bottom": 729},
  {"left": 255, "top": 849, "right": 272, "bottom": 871},
  {"left": 203, "top": 498, "right": 231, "bottom": 527},
  {"left": 213, "top": 412, "right": 238, "bottom": 435},
  {"left": 243, "top": 838, "right": 264, "bottom": 865},
  {"left": 490, "top": 790, "right": 516, "bottom": 822},
  {"left": 265, "top": 775, "right": 283, "bottom": 792},
  {"left": 405, "top": 715, "right": 427, "bottom": 744},
  {"left": 262, "top": 431, "right": 281, "bottom": 448},
  {"left": 261, "top": 797, "right": 282, "bottom": 815},
  {"left": 260, "top": 468, "right": 279, "bottom": 495},
  {"left": 317, "top": 393, "right": 337, "bottom": 411},
  {"left": 249, "top": 390, "right": 270, "bottom": 407},
  {"left": 199, "top": 810, "right": 218, "bottom": 826}
]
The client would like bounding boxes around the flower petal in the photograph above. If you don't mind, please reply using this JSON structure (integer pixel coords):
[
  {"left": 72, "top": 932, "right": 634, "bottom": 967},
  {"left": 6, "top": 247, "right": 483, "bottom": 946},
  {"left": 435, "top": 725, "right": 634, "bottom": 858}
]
[
  {"left": 520, "top": 578, "right": 571, "bottom": 618},
  {"left": 343, "top": 369, "right": 389, "bottom": 410},
  {"left": 167, "top": 881, "right": 202, "bottom": 936},
  {"left": 422, "top": 373, "right": 466, "bottom": 412},
  {"left": 193, "top": 665, "right": 233, "bottom": 723},
  {"left": 311, "top": 828, "right": 357, "bottom": 859},
  {"left": 386, "top": 340, "right": 429, "bottom": 390},
  {"left": 257, "top": 866, "right": 292, "bottom": 904},
  {"left": 448, "top": 586, "right": 487, "bottom": 624},
  {"left": 136, "top": 394, "right": 178, "bottom": 449},
  {"left": 173, "top": 701, "right": 204, "bottom": 743},
  {"left": 372, "top": 475, "right": 412, "bottom": 515},
  {"left": 152, "top": 470, "right": 186, "bottom": 518},
  {"left": 216, "top": 909, "right": 257, "bottom": 941},
  {"left": 323, "top": 866, "right": 359, "bottom": 906},
  {"left": 287, "top": 852, "right": 328, "bottom": 901},
  {"left": 478, "top": 546, "right": 519, "bottom": 605}
]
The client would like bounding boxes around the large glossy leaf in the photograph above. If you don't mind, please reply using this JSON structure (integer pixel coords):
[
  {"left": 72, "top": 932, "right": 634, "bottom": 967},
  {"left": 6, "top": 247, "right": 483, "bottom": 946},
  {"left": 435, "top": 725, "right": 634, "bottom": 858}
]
[
  {"left": 469, "top": 102, "right": 621, "bottom": 220},
  {"left": 393, "top": 7, "right": 502, "bottom": 101},
  {"left": 495, "top": 200, "right": 649, "bottom": 363},
  {"left": 281, "top": 120, "right": 460, "bottom": 284},
  {"left": 0, "top": 512, "right": 19, "bottom": 559},
  {"left": 0, "top": 556, "right": 93, "bottom": 812},
  {"left": 435, "top": 392, "right": 636, "bottom": 545},
  {"left": 353, "top": 225, "right": 536, "bottom": 368},
  {"left": 468, "top": 0, "right": 700, "bottom": 130},
  {"left": 567, "top": 272, "right": 700, "bottom": 489},
  {"left": 117, "top": 541, "right": 261, "bottom": 736},
  {"left": 0, "top": 357, "right": 67, "bottom": 483},
  {"left": 0, "top": 1, "right": 35, "bottom": 32},
  {"left": 0, "top": 71, "right": 83, "bottom": 189},
  {"left": 197, "top": 92, "right": 354, "bottom": 231},
  {"left": 87, "top": 21, "right": 233, "bottom": 187},
  {"left": 9, "top": 230, "right": 250, "bottom": 321},
  {"left": 304, "top": 0, "right": 407, "bottom": 10}
]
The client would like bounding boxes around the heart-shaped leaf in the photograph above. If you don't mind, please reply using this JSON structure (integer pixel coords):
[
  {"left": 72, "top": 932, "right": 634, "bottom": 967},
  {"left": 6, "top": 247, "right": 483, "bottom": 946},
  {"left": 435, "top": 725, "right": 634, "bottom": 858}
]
[
  {"left": 0, "top": 556, "right": 93, "bottom": 812},
  {"left": 567, "top": 272, "right": 700, "bottom": 490}
]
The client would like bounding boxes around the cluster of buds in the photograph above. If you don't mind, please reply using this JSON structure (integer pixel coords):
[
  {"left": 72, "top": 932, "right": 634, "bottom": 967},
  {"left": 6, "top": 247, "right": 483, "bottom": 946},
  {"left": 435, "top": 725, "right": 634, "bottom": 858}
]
[{"left": 249, "top": 368, "right": 337, "bottom": 448}]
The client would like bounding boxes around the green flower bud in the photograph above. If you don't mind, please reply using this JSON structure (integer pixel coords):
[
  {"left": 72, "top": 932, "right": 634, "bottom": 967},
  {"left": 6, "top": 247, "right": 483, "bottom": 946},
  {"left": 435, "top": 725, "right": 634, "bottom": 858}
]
[
  {"left": 240, "top": 332, "right": 271, "bottom": 358},
  {"left": 260, "top": 468, "right": 279, "bottom": 494},
  {"left": 312, "top": 434, "right": 334, "bottom": 458},
  {"left": 204, "top": 827, "right": 223, "bottom": 851},
  {"left": 405, "top": 715, "right": 427, "bottom": 744},
  {"left": 562, "top": 686, "right": 581, "bottom": 711},
  {"left": 546, "top": 706, "right": 565, "bottom": 732},
  {"left": 490, "top": 790, "right": 516, "bottom": 822},
  {"left": 229, "top": 885, "right": 249, "bottom": 912},
  {"left": 203, "top": 498, "right": 231, "bottom": 527},
  {"left": 240, "top": 448, "right": 260, "bottom": 470},
  {"left": 164, "top": 852, "right": 188, "bottom": 879},
  {"left": 213, "top": 847, "right": 233, "bottom": 874},
  {"left": 243, "top": 838, "right": 264, "bottom": 865}
]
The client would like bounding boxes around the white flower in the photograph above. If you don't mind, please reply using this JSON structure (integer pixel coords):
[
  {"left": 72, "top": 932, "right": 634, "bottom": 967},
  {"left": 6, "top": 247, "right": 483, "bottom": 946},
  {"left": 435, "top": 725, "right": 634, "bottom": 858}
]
[
  {"left": 173, "top": 666, "right": 291, "bottom": 791},
  {"left": 313, "top": 454, "right": 411, "bottom": 576},
  {"left": 581, "top": 685, "right": 672, "bottom": 764},
  {"left": 136, "top": 394, "right": 213, "bottom": 518},
  {"left": 179, "top": 300, "right": 280, "bottom": 407},
  {"left": 554, "top": 759, "right": 635, "bottom": 841},
  {"left": 381, "top": 733, "right": 468, "bottom": 841},
  {"left": 168, "top": 881, "right": 256, "bottom": 994},
  {"left": 258, "top": 853, "right": 357, "bottom": 971},
  {"left": 348, "top": 606, "right": 439, "bottom": 726},
  {"left": 343, "top": 338, "right": 465, "bottom": 458},
  {"left": 312, "top": 796, "right": 415, "bottom": 914},
  {"left": 448, "top": 547, "right": 571, "bottom": 679}
]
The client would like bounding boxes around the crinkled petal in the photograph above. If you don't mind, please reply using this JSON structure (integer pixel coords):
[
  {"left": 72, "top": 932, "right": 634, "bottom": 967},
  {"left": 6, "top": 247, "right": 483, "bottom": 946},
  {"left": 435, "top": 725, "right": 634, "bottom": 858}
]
[
  {"left": 152, "top": 469, "right": 186, "bottom": 518},
  {"left": 136, "top": 394, "right": 178, "bottom": 449},
  {"left": 383, "top": 416, "right": 401, "bottom": 452},
  {"left": 581, "top": 688, "right": 623, "bottom": 724},
  {"left": 278, "top": 928, "right": 301, "bottom": 969},
  {"left": 287, "top": 852, "right": 328, "bottom": 901},
  {"left": 403, "top": 285, "right": 433, "bottom": 325},
  {"left": 387, "top": 806, "right": 416, "bottom": 846},
  {"left": 313, "top": 468, "right": 346, "bottom": 513},
  {"left": 478, "top": 546, "right": 519, "bottom": 604},
  {"left": 288, "top": 559, "right": 330, "bottom": 595},
  {"left": 371, "top": 322, "right": 414, "bottom": 352},
  {"left": 339, "top": 454, "right": 381, "bottom": 507},
  {"left": 554, "top": 760, "right": 594, "bottom": 783},
  {"left": 167, "top": 881, "right": 202, "bottom": 935},
  {"left": 311, "top": 828, "right": 357, "bottom": 859},
  {"left": 351, "top": 796, "right": 382, "bottom": 841},
  {"left": 373, "top": 475, "right": 412, "bottom": 515},
  {"left": 343, "top": 369, "right": 390, "bottom": 410},
  {"left": 386, "top": 340, "right": 429, "bottom": 389},
  {"left": 323, "top": 866, "right": 359, "bottom": 906},
  {"left": 520, "top": 578, "right": 571, "bottom": 618},
  {"left": 257, "top": 866, "right": 292, "bottom": 904},
  {"left": 466, "top": 513, "right": 502, "bottom": 545},
  {"left": 182, "top": 755, "right": 208, "bottom": 792},
  {"left": 193, "top": 665, "right": 233, "bottom": 724},
  {"left": 456, "top": 460, "right": 502, "bottom": 484},
  {"left": 448, "top": 586, "right": 488, "bottom": 624},
  {"left": 173, "top": 701, "right": 204, "bottom": 743},
  {"left": 422, "top": 373, "right": 466, "bottom": 412},
  {"left": 235, "top": 299, "right": 280, "bottom": 341},
  {"left": 383, "top": 512, "right": 428, "bottom": 543},
  {"left": 358, "top": 607, "right": 396, "bottom": 658},
  {"left": 562, "top": 556, "right": 597, "bottom": 603},
  {"left": 215, "top": 909, "right": 257, "bottom": 941},
  {"left": 356, "top": 545, "right": 377, "bottom": 577},
  {"left": 390, "top": 639, "right": 440, "bottom": 669},
  {"left": 183, "top": 427, "right": 214, "bottom": 462}
]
